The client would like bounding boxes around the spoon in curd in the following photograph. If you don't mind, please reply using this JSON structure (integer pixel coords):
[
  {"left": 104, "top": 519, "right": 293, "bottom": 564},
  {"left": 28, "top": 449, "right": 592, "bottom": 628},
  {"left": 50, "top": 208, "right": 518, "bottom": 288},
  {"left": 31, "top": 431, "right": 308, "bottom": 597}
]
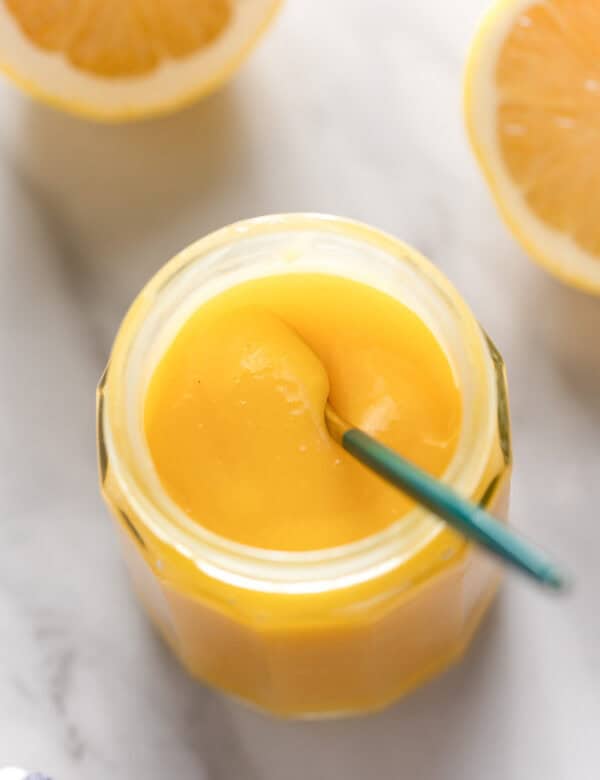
[{"left": 324, "top": 403, "right": 568, "bottom": 591}]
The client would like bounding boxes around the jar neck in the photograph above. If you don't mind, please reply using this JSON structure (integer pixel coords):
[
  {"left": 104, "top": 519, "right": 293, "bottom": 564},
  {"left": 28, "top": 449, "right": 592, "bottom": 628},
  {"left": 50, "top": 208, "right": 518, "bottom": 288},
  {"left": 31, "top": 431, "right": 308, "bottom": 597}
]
[{"left": 103, "top": 214, "right": 497, "bottom": 594}]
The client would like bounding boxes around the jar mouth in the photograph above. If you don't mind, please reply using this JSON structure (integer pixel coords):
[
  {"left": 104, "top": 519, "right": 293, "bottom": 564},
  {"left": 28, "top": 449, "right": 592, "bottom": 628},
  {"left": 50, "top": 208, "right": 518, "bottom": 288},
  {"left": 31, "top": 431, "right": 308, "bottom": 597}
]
[{"left": 102, "top": 214, "right": 497, "bottom": 593}]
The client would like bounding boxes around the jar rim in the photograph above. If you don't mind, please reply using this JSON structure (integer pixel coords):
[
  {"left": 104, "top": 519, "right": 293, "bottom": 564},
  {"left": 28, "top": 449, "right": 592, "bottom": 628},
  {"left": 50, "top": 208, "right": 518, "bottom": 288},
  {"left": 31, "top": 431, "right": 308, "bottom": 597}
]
[{"left": 101, "top": 214, "right": 498, "bottom": 594}]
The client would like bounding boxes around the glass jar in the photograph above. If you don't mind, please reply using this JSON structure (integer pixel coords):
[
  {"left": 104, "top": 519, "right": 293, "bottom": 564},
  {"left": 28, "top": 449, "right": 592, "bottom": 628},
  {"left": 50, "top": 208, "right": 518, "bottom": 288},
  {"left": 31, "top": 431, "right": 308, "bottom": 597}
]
[{"left": 97, "top": 214, "right": 511, "bottom": 718}]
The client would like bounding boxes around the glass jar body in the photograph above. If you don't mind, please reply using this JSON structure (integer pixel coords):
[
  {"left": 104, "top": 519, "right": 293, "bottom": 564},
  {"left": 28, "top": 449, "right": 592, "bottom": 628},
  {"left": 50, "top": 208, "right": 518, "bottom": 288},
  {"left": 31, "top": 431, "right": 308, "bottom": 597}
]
[{"left": 98, "top": 215, "right": 511, "bottom": 718}]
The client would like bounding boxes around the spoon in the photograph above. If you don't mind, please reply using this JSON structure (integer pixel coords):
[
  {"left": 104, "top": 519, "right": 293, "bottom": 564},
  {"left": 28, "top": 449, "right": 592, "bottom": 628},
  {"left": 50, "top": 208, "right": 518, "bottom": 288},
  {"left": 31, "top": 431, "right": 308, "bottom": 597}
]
[{"left": 325, "top": 404, "right": 568, "bottom": 591}]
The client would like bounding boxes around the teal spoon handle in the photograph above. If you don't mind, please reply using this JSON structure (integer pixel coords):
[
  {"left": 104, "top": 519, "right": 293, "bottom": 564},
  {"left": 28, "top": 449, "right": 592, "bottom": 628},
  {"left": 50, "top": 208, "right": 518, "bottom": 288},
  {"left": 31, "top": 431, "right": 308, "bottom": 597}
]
[{"left": 337, "top": 424, "right": 567, "bottom": 591}]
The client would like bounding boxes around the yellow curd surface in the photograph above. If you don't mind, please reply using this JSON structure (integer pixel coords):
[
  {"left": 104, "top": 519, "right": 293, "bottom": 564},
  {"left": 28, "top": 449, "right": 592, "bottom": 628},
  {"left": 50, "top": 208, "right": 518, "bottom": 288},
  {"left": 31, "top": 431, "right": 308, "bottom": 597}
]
[{"left": 144, "top": 274, "right": 462, "bottom": 551}]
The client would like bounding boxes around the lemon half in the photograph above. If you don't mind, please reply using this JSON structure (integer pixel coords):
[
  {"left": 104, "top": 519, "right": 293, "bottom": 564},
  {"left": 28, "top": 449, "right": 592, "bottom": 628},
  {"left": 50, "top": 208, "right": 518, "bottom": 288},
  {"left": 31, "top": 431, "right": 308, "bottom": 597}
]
[
  {"left": 0, "top": 0, "right": 281, "bottom": 121},
  {"left": 465, "top": 0, "right": 600, "bottom": 293}
]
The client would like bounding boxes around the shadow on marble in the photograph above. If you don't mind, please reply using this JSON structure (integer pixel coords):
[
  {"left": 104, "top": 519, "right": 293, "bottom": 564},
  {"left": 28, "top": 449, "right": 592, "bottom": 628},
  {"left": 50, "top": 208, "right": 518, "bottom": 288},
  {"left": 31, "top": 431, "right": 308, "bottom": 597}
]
[
  {"left": 137, "top": 621, "right": 263, "bottom": 780},
  {"left": 533, "top": 275, "right": 600, "bottom": 421},
  {"left": 224, "top": 597, "right": 511, "bottom": 780},
  {"left": 15, "top": 83, "right": 259, "bottom": 263}
]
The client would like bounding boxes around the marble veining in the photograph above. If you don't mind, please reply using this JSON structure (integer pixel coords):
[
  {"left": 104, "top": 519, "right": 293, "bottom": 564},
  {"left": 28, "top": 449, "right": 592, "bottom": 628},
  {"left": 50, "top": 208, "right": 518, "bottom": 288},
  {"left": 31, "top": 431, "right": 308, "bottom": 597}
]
[{"left": 1, "top": 1, "right": 599, "bottom": 778}]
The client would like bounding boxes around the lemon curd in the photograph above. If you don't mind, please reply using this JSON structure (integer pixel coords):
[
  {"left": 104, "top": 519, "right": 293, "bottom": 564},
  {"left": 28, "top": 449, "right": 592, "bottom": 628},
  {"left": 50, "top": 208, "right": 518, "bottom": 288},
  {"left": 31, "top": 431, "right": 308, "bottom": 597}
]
[
  {"left": 98, "top": 215, "right": 511, "bottom": 717},
  {"left": 144, "top": 275, "right": 462, "bottom": 552}
]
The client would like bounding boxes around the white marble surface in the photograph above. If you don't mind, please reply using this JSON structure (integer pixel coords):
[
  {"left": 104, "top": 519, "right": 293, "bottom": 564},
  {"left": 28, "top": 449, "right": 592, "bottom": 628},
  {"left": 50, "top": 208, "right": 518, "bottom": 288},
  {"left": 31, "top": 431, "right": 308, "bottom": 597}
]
[{"left": 1, "top": 1, "right": 599, "bottom": 778}]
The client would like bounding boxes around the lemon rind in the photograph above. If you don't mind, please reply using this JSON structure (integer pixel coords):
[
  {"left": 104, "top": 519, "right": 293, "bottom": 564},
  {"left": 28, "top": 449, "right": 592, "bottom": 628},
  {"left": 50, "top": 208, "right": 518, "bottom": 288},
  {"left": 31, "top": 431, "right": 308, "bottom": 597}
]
[
  {"left": 0, "top": 0, "right": 282, "bottom": 123},
  {"left": 464, "top": 0, "right": 600, "bottom": 295}
]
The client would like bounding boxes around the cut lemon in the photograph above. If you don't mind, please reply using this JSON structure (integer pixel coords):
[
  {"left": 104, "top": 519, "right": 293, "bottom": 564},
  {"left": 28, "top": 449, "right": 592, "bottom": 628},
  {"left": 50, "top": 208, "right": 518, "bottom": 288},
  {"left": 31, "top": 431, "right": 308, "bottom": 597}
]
[
  {"left": 0, "top": 0, "right": 281, "bottom": 121},
  {"left": 465, "top": 0, "right": 600, "bottom": 293}
]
